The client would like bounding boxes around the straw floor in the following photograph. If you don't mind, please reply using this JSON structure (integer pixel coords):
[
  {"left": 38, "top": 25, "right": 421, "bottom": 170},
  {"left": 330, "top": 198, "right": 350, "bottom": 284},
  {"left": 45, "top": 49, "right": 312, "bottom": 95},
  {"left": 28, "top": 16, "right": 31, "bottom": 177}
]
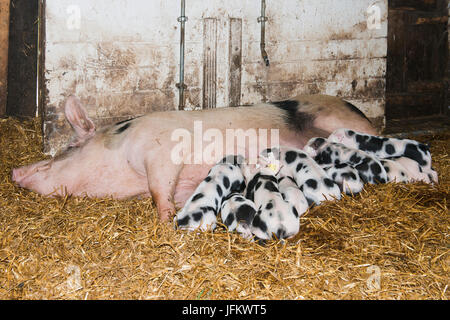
[{"left": 0, "top": 117, "right": 448, "bottom": 300}]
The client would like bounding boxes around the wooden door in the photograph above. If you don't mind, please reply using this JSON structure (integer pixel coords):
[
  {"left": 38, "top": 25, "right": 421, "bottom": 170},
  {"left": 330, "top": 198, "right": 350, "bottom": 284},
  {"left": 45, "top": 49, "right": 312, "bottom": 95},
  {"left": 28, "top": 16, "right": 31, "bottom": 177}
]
[
  {"left": 6, "top": 0, "right": 39, "bottom": 118},
  {"left": 386, "top": 0, "right": 448, "bottom": 120},
  {"left": 0, "top": 0, "right": 10, "bottom": 117}
]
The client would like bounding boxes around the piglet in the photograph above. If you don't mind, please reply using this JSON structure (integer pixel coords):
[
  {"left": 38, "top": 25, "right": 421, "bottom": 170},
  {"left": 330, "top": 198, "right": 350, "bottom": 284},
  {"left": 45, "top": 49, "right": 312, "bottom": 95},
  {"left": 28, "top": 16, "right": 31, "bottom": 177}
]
[
  {"left": 260, "top": 147, "right": 341, "bottom": 206},
  {"left": 243, "top": 156, "right": 300, "bottom": 240},
  {"left": 174, "top": 155, "right": 245, "bottom": 232},
  {"left": 328, "top": 128, "right": 438, "bottom": 183},
  {"left": 381, "top": 157, "right": 436, "bottom": 184},
  {"left": 220, "top": 192, "right": 256, "bottom": 239},
  {"left": 322, "top": 163, "right": 364, "bottom": 195},
  {"left": 304, "top": 137, "right": 388, "bottom": 185},
  {"left": 277, "top": 176, "right": 309, "bottom": 218}
]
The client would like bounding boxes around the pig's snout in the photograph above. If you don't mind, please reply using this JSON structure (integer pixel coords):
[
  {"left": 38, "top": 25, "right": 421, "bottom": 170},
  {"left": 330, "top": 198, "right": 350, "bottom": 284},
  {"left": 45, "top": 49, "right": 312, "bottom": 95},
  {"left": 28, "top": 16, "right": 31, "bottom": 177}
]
[
  {"left": 12, "top": 167, "right": 29, "bottom": 185},
  {"left": 11, "top": 160, "right": 52, "bottom": 187},
  {"left": 12, "top": 168, "right": 20, "bottom": 183}
]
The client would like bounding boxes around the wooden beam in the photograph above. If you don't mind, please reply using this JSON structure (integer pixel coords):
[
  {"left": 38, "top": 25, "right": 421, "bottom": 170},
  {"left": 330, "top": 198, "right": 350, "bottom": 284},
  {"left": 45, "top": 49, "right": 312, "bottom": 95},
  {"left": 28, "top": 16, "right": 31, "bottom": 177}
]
[
  {"left": 228, "top": 18, "right": 242, "bottom": 107},
  {"left": 0, "top": 0, "right": 10, "bottom": 117},
  {"left": 202, "top": 18, "right": 217, "bottom": 109}
]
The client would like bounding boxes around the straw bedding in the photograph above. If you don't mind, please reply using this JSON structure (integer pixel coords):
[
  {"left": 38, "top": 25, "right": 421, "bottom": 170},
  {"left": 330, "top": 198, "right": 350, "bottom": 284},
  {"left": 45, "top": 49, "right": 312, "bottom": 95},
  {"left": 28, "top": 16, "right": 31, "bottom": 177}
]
[{"left": 0, "top": 117, "right": 448, "bottom": 300}]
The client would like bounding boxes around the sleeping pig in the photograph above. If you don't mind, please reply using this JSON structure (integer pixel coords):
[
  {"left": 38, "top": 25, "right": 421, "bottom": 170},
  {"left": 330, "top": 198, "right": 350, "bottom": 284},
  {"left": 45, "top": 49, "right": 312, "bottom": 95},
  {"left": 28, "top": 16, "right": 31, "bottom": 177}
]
[{"left": 12, "top": 94, "right": 377, "bottom": 221}]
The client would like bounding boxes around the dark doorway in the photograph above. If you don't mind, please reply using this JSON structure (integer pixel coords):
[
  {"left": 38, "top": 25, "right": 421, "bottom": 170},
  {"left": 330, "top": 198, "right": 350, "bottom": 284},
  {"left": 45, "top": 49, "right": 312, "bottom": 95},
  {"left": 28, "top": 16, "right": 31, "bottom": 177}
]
[
  {"left": 6, "top": 0, "right": 39, "bottom": 118},
  {"left": 386, "top": 0, "right": 448, "bottom": 125}
]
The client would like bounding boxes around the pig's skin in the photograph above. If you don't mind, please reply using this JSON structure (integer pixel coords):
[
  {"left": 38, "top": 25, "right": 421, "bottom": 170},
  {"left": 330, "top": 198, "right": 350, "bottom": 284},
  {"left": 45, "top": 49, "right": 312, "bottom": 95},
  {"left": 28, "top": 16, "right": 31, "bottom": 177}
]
[{"left": 12, "top": 94, "right": 376, "bottom": 222}]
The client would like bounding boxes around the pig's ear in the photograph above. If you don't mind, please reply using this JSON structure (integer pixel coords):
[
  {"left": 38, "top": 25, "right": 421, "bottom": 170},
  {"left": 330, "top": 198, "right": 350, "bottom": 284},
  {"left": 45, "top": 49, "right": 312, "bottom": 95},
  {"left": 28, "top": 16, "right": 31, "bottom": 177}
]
[{"left": 64, "top": 96, "right": 96, "bottom": 140}]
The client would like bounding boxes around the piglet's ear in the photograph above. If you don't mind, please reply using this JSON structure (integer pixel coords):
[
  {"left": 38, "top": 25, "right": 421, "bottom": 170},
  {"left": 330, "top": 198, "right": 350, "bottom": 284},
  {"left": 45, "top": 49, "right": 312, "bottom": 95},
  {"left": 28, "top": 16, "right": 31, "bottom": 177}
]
[
  {"left": 64, "top": 95, "right": 96, "bottom": 139},
  {"left": 303, "top": 145, "right": 317, "bottom": 158}
]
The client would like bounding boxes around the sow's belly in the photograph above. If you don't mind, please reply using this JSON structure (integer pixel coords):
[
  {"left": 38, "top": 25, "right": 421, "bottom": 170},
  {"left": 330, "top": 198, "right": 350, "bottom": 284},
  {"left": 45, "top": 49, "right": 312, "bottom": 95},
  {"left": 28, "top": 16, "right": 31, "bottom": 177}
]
[
  {"left": 174, "top": 164, "right": 212, "bottom": 208},
  {"left": 172, "top": 134, "right": 310, "bottom": 209}
]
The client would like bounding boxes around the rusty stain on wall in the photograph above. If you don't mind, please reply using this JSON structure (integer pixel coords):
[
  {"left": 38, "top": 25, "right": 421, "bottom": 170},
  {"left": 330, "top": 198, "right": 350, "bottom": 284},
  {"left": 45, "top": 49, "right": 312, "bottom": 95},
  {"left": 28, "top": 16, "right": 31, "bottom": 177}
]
[{"left": 42, "top": 0, "right": 388, "bottom": 155}]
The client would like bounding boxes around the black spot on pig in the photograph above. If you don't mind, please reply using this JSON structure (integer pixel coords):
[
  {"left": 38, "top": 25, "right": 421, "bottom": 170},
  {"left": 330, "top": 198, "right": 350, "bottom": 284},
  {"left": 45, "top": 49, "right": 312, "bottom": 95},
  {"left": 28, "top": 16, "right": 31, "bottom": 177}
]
[
  {"left": 355, "top": 160, "right": 369, "bottom": 172},
  {"left": 276, "top": 228, "right": 287, "bottom": 240},
  {"left": 114, "top": 115, "right": 143, "bottom": 126},
  {"left": 335, "top": 163, "right": 348, "bottom": 169},
  {"left": 225, "top": 213, "right": 235, "bottom": 226},
  {"left": 404, "top": 144, "right": 428, "bottom": 166},
  {"left": 236, "top": 204, "right": 256, "bottom": 223},
  {"left": 272, "top": 100, "right": 309, "bottom": 130},
  {"left": 230, "top": 180, "right": 245, "bottom": 193},
  {"left": 192, "top": 193, "right": 204, "bottom": 202},
  {"left": 264, "top": 181, "right": 279, "bottom": 193},
  {"left": 200, "top": 206, "right": 217, "bottom": 215},
  {"left": 223, "top": 176, "right": 230, "bottom": 189},
  {"left": 272, "top": 99, "right": 316, "bottom": 132},
  {"left": 305, "top": 179, "right": 318, "bottom": 190},
  {"left": 370, "top": 163, "right": 381, "bottom": 175},
  {"left": 192, "top": 212, "right": 203, "bottom": 222},
  {"left": 385, "top": 144, "right": 395, "bottom": 155},
  {"left": 115, "top": 122, "right": 132, "bottom": 134},
  {"left": 316, "top": 152, "right": 332, "bottom": 165},
  {"left": 343, "top": 101, "right": 370, "bottom": 122},
  {"left": 245, "top": 173, "right": 261, "bottom": 201},
  {"left": 177, "top": 215, "right": 190, "bottom": 226},
  {"left": 216, "top": 185, "right": 223, "bottom": 197},
  {"left": 356, "top": 135, "right": 390, "bottom": 153},
  {"left": 285, "top": 151, "right": 298, "bottom": 164},
  {"left": 324, "top": 178, "right": 336, "bottom": 188},
  {"left": 309, "top": 137, "right": 327, "bottom": 151},
  {"left": 252, "top": 213, "right": 268, "bottom": 233},
  {"left": 349, "top": 153, "right": 362, "bottom": 164}
]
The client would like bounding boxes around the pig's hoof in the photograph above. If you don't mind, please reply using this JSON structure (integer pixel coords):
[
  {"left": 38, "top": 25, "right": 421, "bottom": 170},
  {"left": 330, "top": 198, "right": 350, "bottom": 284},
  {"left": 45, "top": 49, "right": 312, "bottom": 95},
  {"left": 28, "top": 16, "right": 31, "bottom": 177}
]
[{"left": 159, "top": 209, "right": 175, "bottom": 223}]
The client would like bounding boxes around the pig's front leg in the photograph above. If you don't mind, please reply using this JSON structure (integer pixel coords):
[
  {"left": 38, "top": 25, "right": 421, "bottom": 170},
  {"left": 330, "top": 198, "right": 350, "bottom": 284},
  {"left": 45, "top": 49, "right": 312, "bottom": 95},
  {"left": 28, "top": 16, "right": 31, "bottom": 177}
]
[{"left": 144, "top": 153, "right": 183, "bottom": 222}]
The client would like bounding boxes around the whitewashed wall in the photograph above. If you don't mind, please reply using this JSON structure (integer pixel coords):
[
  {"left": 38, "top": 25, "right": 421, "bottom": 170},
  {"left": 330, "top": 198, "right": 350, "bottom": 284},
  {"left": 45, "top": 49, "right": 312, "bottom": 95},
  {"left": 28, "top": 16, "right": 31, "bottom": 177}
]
[{"left": 42, "top": 0, "right": 387, "bottom": 155}]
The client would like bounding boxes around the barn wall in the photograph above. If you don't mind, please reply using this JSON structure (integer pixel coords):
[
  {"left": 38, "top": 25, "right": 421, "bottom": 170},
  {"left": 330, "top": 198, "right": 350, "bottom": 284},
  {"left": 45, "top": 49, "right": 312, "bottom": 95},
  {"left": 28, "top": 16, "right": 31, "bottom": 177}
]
[{"left": 42, "top": 0, "right": 388, "bottom": 155}]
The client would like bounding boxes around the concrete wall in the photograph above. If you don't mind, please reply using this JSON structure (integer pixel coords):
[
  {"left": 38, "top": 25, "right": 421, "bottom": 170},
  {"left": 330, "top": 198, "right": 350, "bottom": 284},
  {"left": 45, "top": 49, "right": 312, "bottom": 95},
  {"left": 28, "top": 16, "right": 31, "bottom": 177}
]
[{"left": 42, "top": 0, "right": 388, "bottom": 155}]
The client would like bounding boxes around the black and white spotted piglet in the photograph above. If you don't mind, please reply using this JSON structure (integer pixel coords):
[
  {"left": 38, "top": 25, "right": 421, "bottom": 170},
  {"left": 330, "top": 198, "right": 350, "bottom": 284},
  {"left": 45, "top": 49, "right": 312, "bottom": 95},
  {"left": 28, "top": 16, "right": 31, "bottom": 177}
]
[
  {"left": 174, "top": 155, "right": 246, "bottom": 232},
  {"left": 328, "top": 128, "right": 438, "bottom": 183},
  {"left": 220, "top": 192, "right": 256, "bottom": 239},
  {"left": 304, "top": 137, "right": 388, "bottom": 185},
  {"left": 322, "top": 163, "right": 364, "bottom": 195},
  {"left": 380, "top": 156, "right": 437, "bottom": 183},
  {"left": 277, "top": 176, "right": 309, "bottom": 217},
  {"left": 260, "top": 147, "right": 341, "bottom": 206},
  {"left": 243, "top": 164, "right": 300, "bottom": 240}
]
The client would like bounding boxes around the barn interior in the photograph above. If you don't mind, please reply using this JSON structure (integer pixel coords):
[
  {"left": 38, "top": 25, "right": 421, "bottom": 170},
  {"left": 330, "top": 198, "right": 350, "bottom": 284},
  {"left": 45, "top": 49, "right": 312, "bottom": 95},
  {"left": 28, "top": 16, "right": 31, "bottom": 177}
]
[{"left": 0, "top": 0, "right": 448, "bottom": 300}]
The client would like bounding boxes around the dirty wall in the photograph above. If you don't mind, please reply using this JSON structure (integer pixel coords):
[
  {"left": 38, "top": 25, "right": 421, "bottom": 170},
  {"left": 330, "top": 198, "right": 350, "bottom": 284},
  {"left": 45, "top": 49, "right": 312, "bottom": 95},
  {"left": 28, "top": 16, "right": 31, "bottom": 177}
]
[{"left": 42, "top": 0, "right": 388, "bottom": 155}]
